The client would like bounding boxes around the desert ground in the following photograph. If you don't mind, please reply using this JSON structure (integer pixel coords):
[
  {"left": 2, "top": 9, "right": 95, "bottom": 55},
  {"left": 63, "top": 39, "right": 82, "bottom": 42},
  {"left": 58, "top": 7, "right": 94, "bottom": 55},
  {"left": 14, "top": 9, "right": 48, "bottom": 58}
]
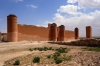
[{"left": 0, "top": 40, "right": 100, "bottom": 66}]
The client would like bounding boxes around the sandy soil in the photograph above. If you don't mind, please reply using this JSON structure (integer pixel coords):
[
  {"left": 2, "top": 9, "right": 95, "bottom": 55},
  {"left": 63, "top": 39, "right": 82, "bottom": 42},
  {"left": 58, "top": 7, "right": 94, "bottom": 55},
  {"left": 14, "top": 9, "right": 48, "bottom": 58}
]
[
  {"left": 0, "top": 40, "right": 76, "bottom": 66},
  {"left": 0, "top": 39, "right": 100, "bottom": 66}
]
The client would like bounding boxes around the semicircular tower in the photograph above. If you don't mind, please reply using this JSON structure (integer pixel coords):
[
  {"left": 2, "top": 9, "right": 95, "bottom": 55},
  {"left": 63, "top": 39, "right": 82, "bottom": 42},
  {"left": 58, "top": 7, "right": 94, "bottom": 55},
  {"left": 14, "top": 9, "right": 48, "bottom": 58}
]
[
  {"left": 49, "top": 23, "right": 57, "bottom": 41},
  {"left": 7, "top": 14, "right": 18, "bottom": 42},
  {"left": 74, "top": 27, "right": 79, "bottom": 39}
]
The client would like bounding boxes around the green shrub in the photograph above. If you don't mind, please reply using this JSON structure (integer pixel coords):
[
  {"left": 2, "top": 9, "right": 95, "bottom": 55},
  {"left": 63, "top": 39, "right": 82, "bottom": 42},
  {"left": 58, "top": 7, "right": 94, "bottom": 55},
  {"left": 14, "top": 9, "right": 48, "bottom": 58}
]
[
  {"left": 34, "top": 48, "right": 37, "bottom": 50},
  {"left": 53, "top": 52, "right": 61, "bottom": 57},
  {"left": 33, "top": 57, "right": 40, "bottom": 63},
  {"left": 13, "top": 60, "right": 20, "bottom": 65},
  {"left": 56, "top": 47, "right": 69, "bottom": 53},
  {"left": 55, "top": 58, "right": 62, "bottom": 64},
  {"left": 48, "top": 47, "right": 52, "bottom": 50},
  {"left": 29, "top": 48, "right": 33, "bottom": 51},
  {"left": 43, "top": 47, "right": 48, "bottom": 51},
  {"left": 87, "top": 47, "right": 100, "bottom": 52},
  {"left": 63, "top": 55, "right": 72, "bottom": 61},
  {"left": 47, "top": 55, "right": 51, "bottom": 58},
  {"left": 38, "top": 48, "right": 43, "bottom": 51}
]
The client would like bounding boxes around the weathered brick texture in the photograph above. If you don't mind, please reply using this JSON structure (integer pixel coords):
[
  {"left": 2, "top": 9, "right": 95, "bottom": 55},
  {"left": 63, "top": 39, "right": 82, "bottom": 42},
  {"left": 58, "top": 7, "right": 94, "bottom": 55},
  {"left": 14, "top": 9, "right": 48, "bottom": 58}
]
[
  {"left": 7, "top": 14, "right": 18, "bottom": 42},
  {"left": 86, "top": 26, "right": 92, "bottom": 38}
]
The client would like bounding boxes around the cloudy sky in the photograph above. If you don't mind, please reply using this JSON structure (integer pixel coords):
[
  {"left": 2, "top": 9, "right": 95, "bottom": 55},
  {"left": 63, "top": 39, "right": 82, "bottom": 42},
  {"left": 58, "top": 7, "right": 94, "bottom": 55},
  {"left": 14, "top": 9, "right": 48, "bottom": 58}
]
[{"left": 0, "top": 0, "right": 100, "bottom": 37}]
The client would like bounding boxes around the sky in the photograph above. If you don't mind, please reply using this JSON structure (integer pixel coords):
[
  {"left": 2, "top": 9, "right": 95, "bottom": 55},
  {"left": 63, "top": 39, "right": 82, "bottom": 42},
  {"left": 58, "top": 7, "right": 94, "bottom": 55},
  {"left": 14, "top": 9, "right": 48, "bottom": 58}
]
[{"left": 0, "top": 0, "right": 100, "bottom": 37}]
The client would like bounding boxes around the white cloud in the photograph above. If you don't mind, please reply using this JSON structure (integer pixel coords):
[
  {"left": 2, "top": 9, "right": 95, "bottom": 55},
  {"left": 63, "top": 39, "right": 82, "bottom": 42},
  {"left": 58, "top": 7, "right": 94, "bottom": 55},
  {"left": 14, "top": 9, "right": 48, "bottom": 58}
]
[
  {"left": 67, "top": 0, "right": 77, "bottom": 4},
  {"left": 15, "top": 0, "right": 23, "bottom": 2},
  {"left": 43, "top": 0, "right": 100, "bottom": 37},
  {"left": 57, "top": 5, "right": 80, "bottom": 15},
  {"left": 27, "top": 4, "right": 38, "bottom": 8},
  {"left": 45, "top": 10, "right": 100, "bottom": 37},
  {"left": 67, "top": 0, "right": 100, "bottom": 8}
]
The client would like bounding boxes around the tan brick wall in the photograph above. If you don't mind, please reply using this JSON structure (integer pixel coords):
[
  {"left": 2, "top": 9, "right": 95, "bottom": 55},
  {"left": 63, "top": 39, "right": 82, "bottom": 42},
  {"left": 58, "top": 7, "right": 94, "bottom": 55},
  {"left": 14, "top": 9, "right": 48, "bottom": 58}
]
[{"left": 18, "top": 24, "right": 75, "bottom": 41}]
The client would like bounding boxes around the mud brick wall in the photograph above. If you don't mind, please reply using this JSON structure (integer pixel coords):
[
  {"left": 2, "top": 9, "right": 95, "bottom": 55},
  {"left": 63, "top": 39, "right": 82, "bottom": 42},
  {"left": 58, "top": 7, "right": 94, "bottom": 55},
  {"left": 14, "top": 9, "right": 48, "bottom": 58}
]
[
  {"left": 86, "top": 26, "right": 92, "bottom": 38},
  {"left": 0, "top": 32, "right": 1, "bottom": 41},
  {"left": 18, "top": 24, "right": 49, "bottom": 41},
  {"left": 64, "top": 30, "right": 75, "bottom": 40},
  {"left": 18, "top": 24, "right": 75, "bottom": 41},
  {"left": 75, "top": 27, "right": 79, "bottom": 39}
]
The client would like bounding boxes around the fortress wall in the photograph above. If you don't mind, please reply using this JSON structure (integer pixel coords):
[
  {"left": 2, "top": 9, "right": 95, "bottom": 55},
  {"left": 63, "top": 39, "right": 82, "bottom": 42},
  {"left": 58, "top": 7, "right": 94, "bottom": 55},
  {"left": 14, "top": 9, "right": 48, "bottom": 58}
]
[
  {"left": 64, "top": 30, "right": 75, "bottom": 40},
  {"left": 18, "top": 24, "right": 49, "bottom": 41},
  {"left": 17, "top": 24, "right": 75, "bottom": 41}
]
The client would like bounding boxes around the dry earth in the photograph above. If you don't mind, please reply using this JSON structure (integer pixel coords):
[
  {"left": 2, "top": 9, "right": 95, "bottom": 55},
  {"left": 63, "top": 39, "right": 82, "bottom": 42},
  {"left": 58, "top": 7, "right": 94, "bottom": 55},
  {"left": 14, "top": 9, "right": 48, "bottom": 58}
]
[{"left": 0, "top": 40, "right": 100, "bottom": 66}]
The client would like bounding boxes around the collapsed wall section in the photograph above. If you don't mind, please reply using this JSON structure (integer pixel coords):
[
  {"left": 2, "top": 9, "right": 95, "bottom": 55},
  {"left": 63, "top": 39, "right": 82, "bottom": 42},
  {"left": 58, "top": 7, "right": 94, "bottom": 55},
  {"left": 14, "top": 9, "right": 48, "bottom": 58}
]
[{"left": 18, "top": 24, "right": 49, "bottom": 41}]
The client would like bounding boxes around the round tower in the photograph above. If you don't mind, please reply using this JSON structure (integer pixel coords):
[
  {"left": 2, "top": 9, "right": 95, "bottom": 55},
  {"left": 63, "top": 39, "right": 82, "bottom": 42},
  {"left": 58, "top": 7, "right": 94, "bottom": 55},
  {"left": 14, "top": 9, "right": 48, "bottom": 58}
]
[
  {"left": 50, "top": 23, "right": 57, "bottom": 41},
  {"left": 7, "top": 14, "right": 18, "bottom": 42},
  {"left": 86, "top": 26, "right": 92, "bottom": 38},
  {"left": 60, "top": 25, "right": 65, "bottom": 41},
  {"left": 0, "top": 32, "right": 1, "bottom": 42},
  {"left": 74, "top": 27, "right": 79, "bottom": 39},
  {"left": 58, "top": 25, "right": 65, "bottom": 41}
]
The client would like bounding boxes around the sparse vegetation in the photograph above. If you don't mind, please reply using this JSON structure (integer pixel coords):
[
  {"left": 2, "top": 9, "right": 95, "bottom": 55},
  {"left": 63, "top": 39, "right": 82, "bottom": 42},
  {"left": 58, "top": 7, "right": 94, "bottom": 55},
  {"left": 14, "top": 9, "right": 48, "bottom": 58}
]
[
  {"left": 55, "top": 58, "right": 63, "bottom": 64},
  {"left": 86, "top": 47, "right": 100, "bottom": 52},
  {"left": 13, "top": 60, "right": 20, "bottom": 65},
  {"left": 62, "top": 55, "right": 72, "bottom": 61},
  {"left": 55, "top": 47, "right": 69, "bottom": 53},
  {"left": 38, "top": 48, "right": 43, "bottom": 51},
  {"left": 47, "top": 55, "right": 51, "bottom": 58},
  {"left": 29, "top": 48, "right": 33, "bottom": 51},
  {"left": 33, "top": 57, "right": 40, "bottom": 63},
  {"left": 29, "top": 47, "right": 53, "bottom": 51},
  {"left": 53, "top": 52, "right": 61, "bottom": 57},
  {"left": 48, "top": 47, "right": 52, "bottom": 50}
]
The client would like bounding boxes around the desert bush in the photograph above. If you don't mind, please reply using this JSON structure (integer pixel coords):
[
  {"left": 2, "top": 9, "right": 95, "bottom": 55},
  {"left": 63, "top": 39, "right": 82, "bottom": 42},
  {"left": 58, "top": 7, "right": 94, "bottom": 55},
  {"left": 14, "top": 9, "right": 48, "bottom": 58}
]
[
  {"left": 38, "top": 48, "right": 43, "bottom": 51},
  {"left": 33, "top": 57, "right": 40, "bottom": 63},
  {"left": 63, "top": 55, "right": 72, "bottom": 61},
  {"left": 55, "top": 58, "right": 62, "bottom": 64},
  {"left": 48, "top": 47, "right": 52, "bottom": 50},
  {"left": 47, "top": 55, "right": 51, "bottom": 58},
  {"left": 29, "top": 48, "right": 33, "bottom": 51},
  {"left": 43, "top": 47, "right": 48, "bottom": 51},
  {"left": 34, "top": 48, "right": 37, "bottom": 50},
  {"left": 87, "top": 47, "right": 100, "bottom": 52},
  {"left": 13, "top": 60, "right": 20, "bottom": 65},
  {"left": 55, "top": 47, "right": 69, "bottom": 53},
  {"left": 53, "top": 52, "right": 61, "bottom": 57}
]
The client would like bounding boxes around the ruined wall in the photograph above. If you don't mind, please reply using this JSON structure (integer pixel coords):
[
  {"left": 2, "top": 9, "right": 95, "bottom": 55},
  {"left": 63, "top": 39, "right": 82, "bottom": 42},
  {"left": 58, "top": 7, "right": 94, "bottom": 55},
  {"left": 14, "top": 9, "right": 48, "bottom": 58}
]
[
  {"left": 7, "top": 14, "right": 18, "bottom": 42},
  {"left": 64, "top": 30, "right": 75, "bottom": 40},
  {"left": 86, "top": 26, "right": 92, "bottom": 38},
  {"left": 57, "top": 25, "right": 65, "bottom": 41},
  {"left": 18, "top": 24, "right": 75, "bottom": 41},
  {"left": 49, "top": 23, "right": 57, "bottom": 41},
  {"left": 0, "top": 32, "right": 1, "bottom": 41},
  {"left": 74, "top": 27, "right": 79, "bottom": 39},
  {"left": 1, "top": 33, "right": 7, "bottom": 42},
  {"left": 18, "top": 24, "right": 49, "bottom": 41}
]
